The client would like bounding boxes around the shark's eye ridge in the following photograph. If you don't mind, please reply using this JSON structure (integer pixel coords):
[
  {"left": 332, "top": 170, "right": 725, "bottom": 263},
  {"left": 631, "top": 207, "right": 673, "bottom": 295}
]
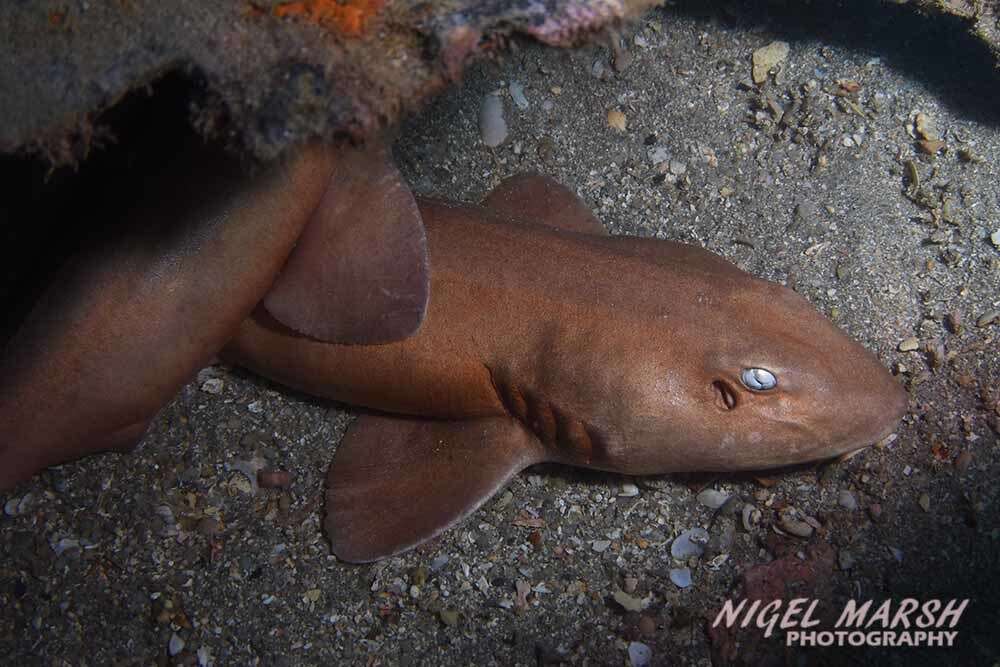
[{"left": 741, "top": 368, "right": 777, "bottom": 391}]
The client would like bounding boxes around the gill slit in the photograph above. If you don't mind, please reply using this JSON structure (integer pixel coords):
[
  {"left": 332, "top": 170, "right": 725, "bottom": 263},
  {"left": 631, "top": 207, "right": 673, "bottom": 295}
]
[{"left": 483, "top": 363, "right": 595, "bottom": 465}]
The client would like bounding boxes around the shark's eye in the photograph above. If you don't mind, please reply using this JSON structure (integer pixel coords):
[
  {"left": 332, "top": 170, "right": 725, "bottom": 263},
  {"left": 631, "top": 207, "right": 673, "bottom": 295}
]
[{"left": 741, "top": 368, "right": 777, "bottom": 391}]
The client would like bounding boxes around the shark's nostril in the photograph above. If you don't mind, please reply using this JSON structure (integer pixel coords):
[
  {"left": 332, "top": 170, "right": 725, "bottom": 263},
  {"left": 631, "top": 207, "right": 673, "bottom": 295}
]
[{"left": 713, "top": 381, "right": 738, "bottom": 410}]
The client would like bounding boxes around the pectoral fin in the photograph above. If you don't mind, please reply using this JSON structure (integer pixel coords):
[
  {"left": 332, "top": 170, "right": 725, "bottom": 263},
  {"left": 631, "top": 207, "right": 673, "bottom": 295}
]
[
  {"left": 325, "top": 415, "right": 543, "bottom": 563},
  {"left": 264, "top": 142, "right": 430, "bottom": 345},
  {"left": 481, "top": 173, "right": 607, "bottom": 235}
]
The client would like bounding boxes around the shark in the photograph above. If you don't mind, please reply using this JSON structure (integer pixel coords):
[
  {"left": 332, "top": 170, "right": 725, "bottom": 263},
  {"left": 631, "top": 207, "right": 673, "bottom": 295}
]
[{"left": 220, "top": 158, "right": 909, "bottom": 563}]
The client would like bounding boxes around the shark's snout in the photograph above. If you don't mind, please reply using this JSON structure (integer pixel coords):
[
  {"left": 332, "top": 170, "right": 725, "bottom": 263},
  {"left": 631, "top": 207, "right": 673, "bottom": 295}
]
[
  {"left": 841, "top": 361, "right": 908, "bottom": 451},
  {"left": 675, "top": 282, "right": 912, "bottom": 471}
]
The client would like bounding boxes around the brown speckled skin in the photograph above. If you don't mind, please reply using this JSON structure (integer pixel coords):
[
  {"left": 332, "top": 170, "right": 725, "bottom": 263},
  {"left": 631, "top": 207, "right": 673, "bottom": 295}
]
[
  {"left": 0, "top": 145, "right": 336, "bottom": 490},
  {"left": 224, "top": 176, "right": 908, "bottom": 474}
]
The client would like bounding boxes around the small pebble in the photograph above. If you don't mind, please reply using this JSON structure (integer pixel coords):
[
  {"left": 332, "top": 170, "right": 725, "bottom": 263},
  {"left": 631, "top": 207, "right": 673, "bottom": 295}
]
[
  {"left": 648, "top": 146, "right": 669, "bottom": 165},
  {"left": 439, "top": 608, "right": 460, "bottom": 627},
  {"left": 838, "top": 490, "right": 858, "bottom": 511},
  {"left": 592, "top": 539, "right": 612, "bottom": 553},
  {"left": 708, "top": 553, "right": 729, "bottom": 570},
  {"left": 945, "top": 312, "right": 963, "bottom": 335},
  {"left": 638, "top": 615, "right": 656, "bottom": 637},
  {"left": 898, "top": 337, "right": 920, "bottom": 352},
  {"left": 537, "top": 136, "right": 556, "bottom": 161},
  {"left": 838, "top": 548, "right": 856, "bottom": 570},
  {"left": 619, "top": 483, "right": 640, "bottom": 497},
  {"left": 610, "top": 38, "right": 632, "bottom": 72},
  {"left": 4, "top": 493, "right": 33, "bottom": 517},
  {"left": 628, "top": 641, "right": 652, "bottom": 667},
  {"left": 669, "top": 568, "right": 692, "bottom": 589},
  {"left": 200, "top": 378, "right": 224, "bottom": 395},
  {"left": 229, "top": 456, "right": 267, "bottom": 494},
  {"left": 51, "top": 537, "right": 80, "bottom": 557},
  {"left": 958, "top": 147, "right": 982, "bottom": 163},
  {"left": 990, "top": 229, "right": 1000, "bottom": 249},
  {"left": 528, "top": 530, "right": 543, "bottom": 548},
  {"left": 197, "top": 517, "right": 221, "bottom": 536},
  {"left": 780, "top": 518, "right": 814, "bottom": 538},
  {"left": 257, "top": 469, "right": 293, "bottom": 489},
  {"left": 479, "top": 93, "right": 508, "bottom": 147},
  {"left": 868, "top": 503, "right": 883, "bottom": 521},
  {"left": 918, "top": 493, "right": 931, "bottom": 512},
  {"left": 169, "top": 633, "right": 185, "bottom": 657},
  {"left": 508, "top": 81, "right": 529, "bottom": 110},
  {"left": 613, "top": 589, "right": 643, "bottom": 612},
  {"left": 591, "top": 58, "right": 608, "bottom": 79}
]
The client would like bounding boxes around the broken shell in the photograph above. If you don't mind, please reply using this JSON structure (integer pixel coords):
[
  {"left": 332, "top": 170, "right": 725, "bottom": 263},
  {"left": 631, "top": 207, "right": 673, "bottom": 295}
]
[
  {"left": 917, "top": 139, "right": 946, "bottom": 155},
  {"left": 258, "top": 469, "right": 293, "bottom": 489},
  {"left": 741, "top": 504, "right": 761, "bottom": 531},
  {"left": 751, "top": 41, "right": 789, "bottom": 84},
  {"left": 607, "top": 109, "right": 627, "bottom": 132},
  {"left": 671, "top": 527, "right": 709, "bottom": 559},
  {"left": 629, "top": 641, "right": 653, "bottom": 667},
  {"left": 778, "top": 507, "right": 814, "bottom": 538},
  {"left": 913, "top": 112, "right": 939, "bottom": 141},
  {"left": 696, "top": 488, "right": 729, "bottom": 509},
  {"left": 976, "top": 310, "right": 1000, "bottom": 328},
  {"left": 508, "top": 81, "right": 529, "bottom": 110},
  {"left": 669, "top": 567, "right": 692, "bottom": 588},
  {"left": 838, "top": 490, "right": 858, "bottom": 511}
]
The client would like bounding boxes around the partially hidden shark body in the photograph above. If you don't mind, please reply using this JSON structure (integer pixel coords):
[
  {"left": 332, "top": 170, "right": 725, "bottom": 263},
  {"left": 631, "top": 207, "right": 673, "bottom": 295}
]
[
  {"left": 0, "top": 141, "right": 430, "bottom": 489},
  {"left": 222, "top": 164, "right": 909, "bottom": 563}
]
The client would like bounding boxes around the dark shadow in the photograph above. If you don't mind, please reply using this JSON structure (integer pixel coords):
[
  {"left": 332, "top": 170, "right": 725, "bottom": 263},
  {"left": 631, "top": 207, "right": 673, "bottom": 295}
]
[
  {"left": 0, "top": 70, "right": 218, "bottom": 345},
  {"left": 667, "top": 0, "right": 1000, "bottom": 126}
]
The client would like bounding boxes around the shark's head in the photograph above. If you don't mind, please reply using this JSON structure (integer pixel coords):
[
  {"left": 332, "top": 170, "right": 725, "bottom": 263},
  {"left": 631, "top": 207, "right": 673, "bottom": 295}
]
[{"left": 599, "top": 261, "right": 908, "bottom": 474}]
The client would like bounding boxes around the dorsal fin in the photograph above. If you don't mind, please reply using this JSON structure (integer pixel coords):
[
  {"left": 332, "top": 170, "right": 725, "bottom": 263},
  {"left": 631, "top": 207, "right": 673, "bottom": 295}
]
[
  {"left": 263, "top": 142, "right": 430, "bottom": 345},
  {"left": 325, "top": 415, "right": 543, "bottom": 563},
  {"left": 608, "top": 237, "right": 750, "bottom": 280},
  {"left": 481, "top": 173, "right": 607, "bottom": 235}
]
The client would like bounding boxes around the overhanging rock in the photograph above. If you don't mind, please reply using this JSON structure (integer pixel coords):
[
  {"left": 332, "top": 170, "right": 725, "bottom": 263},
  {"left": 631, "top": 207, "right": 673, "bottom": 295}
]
[{"left": 0, "top": 0, "right": 659, "bottom": 165}]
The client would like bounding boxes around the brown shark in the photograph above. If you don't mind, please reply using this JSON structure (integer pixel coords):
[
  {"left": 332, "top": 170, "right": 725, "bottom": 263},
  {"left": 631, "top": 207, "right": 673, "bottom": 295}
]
[
  {"left": 0, "top": 141, "right": 429, "bottom": 490},
  {"left": 222, "top": 172, "right": 909, "bottom": 563}
]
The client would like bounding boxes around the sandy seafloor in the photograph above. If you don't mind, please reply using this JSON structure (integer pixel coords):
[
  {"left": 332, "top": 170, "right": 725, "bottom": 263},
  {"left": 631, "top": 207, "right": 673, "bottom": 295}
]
[{"left": 2, "top": 3, "right": 999, "bottom": 665}]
